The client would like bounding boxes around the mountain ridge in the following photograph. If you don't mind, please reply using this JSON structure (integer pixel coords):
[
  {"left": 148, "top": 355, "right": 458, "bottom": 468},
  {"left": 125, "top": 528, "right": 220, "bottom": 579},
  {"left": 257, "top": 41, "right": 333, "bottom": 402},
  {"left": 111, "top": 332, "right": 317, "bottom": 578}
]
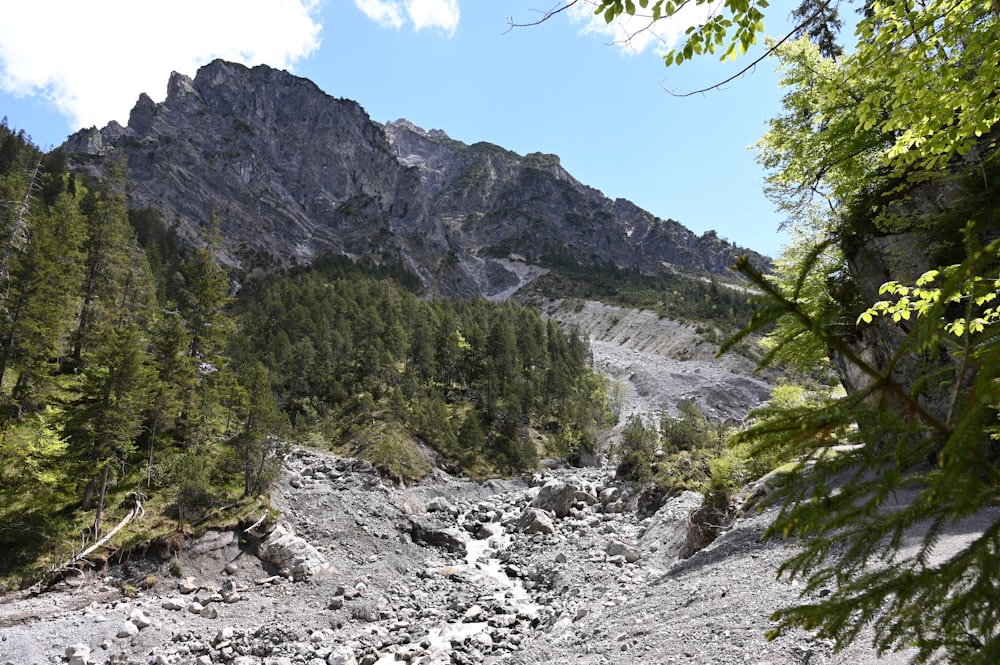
[{"left": 64, "top": 59, "right": 769, "bottom": 297}]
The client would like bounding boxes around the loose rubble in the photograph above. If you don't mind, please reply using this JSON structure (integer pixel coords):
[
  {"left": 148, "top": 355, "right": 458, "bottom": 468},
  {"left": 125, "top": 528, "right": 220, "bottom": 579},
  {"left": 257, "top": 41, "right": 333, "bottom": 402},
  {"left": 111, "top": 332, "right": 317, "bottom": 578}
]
[{"left": 0, "top": 446, "right": 928, "bottom": 665}]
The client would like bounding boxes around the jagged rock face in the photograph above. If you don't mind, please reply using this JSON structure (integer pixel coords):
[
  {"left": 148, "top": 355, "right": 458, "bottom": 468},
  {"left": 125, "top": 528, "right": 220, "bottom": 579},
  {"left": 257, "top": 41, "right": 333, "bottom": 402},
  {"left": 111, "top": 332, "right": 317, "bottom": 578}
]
[{"left": 64, "top": 59, "right": 767, "bottom": 296}]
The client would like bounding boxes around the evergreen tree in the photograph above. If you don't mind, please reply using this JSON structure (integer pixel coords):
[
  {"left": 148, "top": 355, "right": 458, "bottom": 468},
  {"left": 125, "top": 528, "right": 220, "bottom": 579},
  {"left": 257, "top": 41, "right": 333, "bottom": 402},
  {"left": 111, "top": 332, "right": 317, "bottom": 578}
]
[
  {"left": 144, "top": 308, "right": 197, "bottom": 485},
  {"left": 0, "top": 194, "right": 85, "bottom": 414},
  {"left": 229, "top": 361, "right": 287, "bottom": 497},
  {"left": 173, "top": 215, "right": 236, "bottom": 447},
  {"left": 70, "top": 158, "right": 136, "bottom": 365},
  {"left": 62, "top": 324, "right": 151, "bottom": 537},
  {"left": 176, "top": 214, "right": 233, "bottom": 363}
]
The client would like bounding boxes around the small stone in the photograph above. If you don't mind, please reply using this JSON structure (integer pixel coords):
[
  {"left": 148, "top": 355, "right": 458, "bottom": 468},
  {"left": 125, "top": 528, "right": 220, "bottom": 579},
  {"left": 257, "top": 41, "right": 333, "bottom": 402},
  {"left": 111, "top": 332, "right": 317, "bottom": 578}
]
[
  {"left": 326, "top": 645, "right": 358, "bottom": 665},
  {"left": 187, "top": 601, "right": 204, "bottom": 614},
  {"left": 162, "top": 598, "right": 185, "bottom": 611},
  {"left": 117, "top": 621, "right": 140, "bottom": 638},
  {"left": 605, "top": 539, "right": 641, "bottom": 563},
  {"left": 129, "top": 608, "right": 153, "bottom": 629},
  {"left": 65, "top": 643, "right": 90, "bottom": 665},
  {"left": 213, "top": 626, "right": 235, "bottom": 646},
  {"left": 201, "top": 605, "right": 219, "bottom": 619}
]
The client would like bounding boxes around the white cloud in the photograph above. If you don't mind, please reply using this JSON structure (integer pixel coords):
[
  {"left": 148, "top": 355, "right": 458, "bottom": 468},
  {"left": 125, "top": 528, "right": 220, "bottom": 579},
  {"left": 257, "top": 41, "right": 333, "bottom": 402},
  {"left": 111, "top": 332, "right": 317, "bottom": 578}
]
[
  {"left": 0, "top": 0, "right": 322, "bottom": 132},
  {"left": 567, "top": 0, "right": 718, "bottom": 56},
  {"left": 354, "top": 0, "right": 459, "bottom": 35},
  {"left": 355, "top": 0, "right": 406, "bottom": 29},
  {"left": 407, "top": 0, "right": 459, "bottom": 34}
]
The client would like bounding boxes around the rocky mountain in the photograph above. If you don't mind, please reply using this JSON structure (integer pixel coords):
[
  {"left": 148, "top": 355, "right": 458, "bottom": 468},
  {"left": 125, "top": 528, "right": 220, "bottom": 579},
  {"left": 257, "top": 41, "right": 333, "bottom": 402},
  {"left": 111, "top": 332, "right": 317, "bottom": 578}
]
[{"left": 64, "top": 59, "right": 768, "bottom": 297}]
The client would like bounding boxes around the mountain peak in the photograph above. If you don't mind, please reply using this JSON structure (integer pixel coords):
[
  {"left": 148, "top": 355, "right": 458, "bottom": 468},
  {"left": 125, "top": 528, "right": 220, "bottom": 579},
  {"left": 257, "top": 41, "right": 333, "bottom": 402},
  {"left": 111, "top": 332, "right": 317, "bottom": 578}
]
[{"left": 64, "top": 60, "right": 768, "bottom": 296}]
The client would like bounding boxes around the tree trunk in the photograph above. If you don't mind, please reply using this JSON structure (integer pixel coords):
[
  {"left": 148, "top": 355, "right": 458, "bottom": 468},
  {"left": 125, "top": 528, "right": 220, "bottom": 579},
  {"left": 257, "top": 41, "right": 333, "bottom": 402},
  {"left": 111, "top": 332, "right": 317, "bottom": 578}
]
[{"left": 93, "top": 464, "right": 110, "bottom": 538}]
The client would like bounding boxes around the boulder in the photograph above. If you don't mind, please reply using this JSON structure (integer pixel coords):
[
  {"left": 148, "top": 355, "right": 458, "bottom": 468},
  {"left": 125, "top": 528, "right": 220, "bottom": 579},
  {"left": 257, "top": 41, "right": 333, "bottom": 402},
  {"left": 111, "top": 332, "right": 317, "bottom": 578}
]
[
  {"left": 512, "top": 508, "right": 556, "bottom": 535},
  {"left": 605, "top": 539, "right": 641, "bottom": 563},
  {"left": 530, "top": 481, "right": 579, "bottom": 518},
  {"left": 116, "top": 621, "right": 140, "bottom": 639},
  {"left": 257, "top": 523, "right": 334, "bottom": 580},
  {"left": 129, "top": 608, "right": 153, "bottom": 629},
  {"left": 327, "top": 646, "right": 358, "bottom": 665},
  {"left": 641, "top": 490, "right": 704, "bottom": 564},
  {"left": 407, "top": 515, "right": 469, "bottom": 555}
]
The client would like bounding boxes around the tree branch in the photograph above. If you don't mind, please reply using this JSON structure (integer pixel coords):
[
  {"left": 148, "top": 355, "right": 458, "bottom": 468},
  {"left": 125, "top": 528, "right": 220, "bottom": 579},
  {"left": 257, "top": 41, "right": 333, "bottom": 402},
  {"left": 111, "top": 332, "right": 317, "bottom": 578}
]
[
  {"left": 505, "top": 2, "right": 583, "bottom": 33},
  {"left": 661, "top": 0, "right": 838, "bottom": 97}
]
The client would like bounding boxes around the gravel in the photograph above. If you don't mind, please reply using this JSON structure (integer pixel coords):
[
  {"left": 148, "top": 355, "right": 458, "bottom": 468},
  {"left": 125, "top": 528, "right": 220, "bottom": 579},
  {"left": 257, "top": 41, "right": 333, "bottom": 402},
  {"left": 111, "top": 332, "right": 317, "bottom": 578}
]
[{"left": 0, "top": 443, "right": 950, "bottom": 665}]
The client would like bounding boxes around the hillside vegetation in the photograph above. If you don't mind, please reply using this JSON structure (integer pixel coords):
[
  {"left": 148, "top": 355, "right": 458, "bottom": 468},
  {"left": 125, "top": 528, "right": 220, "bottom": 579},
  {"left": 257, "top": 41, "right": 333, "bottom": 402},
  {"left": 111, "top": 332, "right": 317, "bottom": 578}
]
[{"left": 0, "top": 123, "right": 612, "bottom": 588}]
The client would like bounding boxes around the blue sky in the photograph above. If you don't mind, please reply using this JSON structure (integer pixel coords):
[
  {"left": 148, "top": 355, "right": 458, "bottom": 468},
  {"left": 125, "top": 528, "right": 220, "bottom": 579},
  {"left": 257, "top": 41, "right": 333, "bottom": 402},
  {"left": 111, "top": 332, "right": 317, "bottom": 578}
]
[{"left": 0, "top": 1, "right": 792, "bottom": 258}]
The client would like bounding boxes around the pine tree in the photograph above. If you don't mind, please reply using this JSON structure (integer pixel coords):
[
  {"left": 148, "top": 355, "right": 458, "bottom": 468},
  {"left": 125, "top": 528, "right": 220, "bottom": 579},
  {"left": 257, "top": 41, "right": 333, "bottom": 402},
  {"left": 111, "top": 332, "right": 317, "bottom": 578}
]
[
  {"left": 144, "top": 308, "right": 196, "bottom": 485},
  {"left": 70, "top": 157, "right": 135, "bottom": 365},
  {"left": 229, "top": 361, "right": 286, "bottom": 497},
  {"left": 176, "top": 214, "right": 233, "bottom": 363},
  {"left": 63, "top": 323, "right": 151, "bottom": 537},
  {"left": 3, "top": 198, "right": 85, "bottom": 413}
]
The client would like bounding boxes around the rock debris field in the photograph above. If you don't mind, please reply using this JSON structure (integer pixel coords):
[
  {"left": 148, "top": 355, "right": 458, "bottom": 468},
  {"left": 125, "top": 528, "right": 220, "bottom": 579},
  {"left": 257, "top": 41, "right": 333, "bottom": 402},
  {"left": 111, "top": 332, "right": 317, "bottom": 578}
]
[
  {"left": 1, "top": 444, "right": 920, "bottom": 665},
  {"left": 0, "top": 302, "right": 922, "bottom": 665}
]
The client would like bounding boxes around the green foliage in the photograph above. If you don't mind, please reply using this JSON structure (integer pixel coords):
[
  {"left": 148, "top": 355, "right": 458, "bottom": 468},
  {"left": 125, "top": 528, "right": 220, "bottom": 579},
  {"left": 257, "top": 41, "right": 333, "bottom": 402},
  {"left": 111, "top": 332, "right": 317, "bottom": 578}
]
[
  {"left": 595, "top": 0, "right": 1000, "bottom": 172},
  {"left": 656, "top": 0, "right": 1000, "bottom": 655},
  {"left": 163, "top": 448, "right": 214, "bottom": 529},
  {"left": 857, "top": 235, "right": 1000, "bottom": 340},
  {"left": 612, "top": 401, "right": 772, "bottom": 511},
  {"left": 0, "top": 127, "right": 277, "bottom": 586},
  {"left": 233, "top": 253, "right": 610, "bottom": 481},
  {"left": 227, "top": 361, "right": 289, "bottom": 497},
  {"left": 661, "top": 399, "right": 722, "bottom": 453},
  {"left": 728, "top": 242, "right": 1000, "bottom": 663},
  {"left": 521, "top": 260, "right": 758, "bottom": 331},
  {"left": 615, "top": 415, "right": 659, "bottom": 482}
]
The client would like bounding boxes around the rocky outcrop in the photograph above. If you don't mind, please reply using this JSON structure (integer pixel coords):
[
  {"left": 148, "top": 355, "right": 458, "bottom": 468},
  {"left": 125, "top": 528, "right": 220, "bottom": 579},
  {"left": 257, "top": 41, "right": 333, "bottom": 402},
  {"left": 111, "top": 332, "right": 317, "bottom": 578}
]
[
  {"left": 64, "top": 59, "right": 768, "bottom": 297},
  {"left": 833, "top": 137, "right": 1000, "bottom": 422},
  {"left": 255, "top": 523, "right": 333, "bottom": 580}
]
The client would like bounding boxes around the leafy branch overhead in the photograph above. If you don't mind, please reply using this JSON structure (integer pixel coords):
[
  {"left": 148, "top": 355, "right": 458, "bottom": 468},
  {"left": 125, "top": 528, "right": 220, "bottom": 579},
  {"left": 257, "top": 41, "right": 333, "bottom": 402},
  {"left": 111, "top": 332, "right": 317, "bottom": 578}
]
[{"left": 580, "top": 0, "right": 999, "bottom": 171}]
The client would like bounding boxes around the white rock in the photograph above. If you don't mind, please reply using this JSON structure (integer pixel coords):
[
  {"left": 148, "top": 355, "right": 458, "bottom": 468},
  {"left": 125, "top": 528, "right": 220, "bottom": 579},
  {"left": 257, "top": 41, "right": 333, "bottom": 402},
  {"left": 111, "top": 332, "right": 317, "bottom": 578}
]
[
  {"left": 606, "top": 539, "right": 641, "bottom": 563},
  {"left": 214, "top": 626, "right": 235, "bottom": 645},
  {"left": 187, "top": 601, "right": 205, "bottom": 614},
  {"left": 162, "top": 598, "right": 185, "bottom": 611},
  {"left": 513, "top": 507, "right": 556, "bottom": 535},
  {"left": 326, "top": 645, "right": 358, "bottom": 665},
  {"left": 116, "top": 621, "right": 140, "bottom": 638},
  {"left": 129, "top": 608, "right": 153, "bottom": 629},
  {"left": 65, "top": 643, "right": 90, "bottom": 665}
]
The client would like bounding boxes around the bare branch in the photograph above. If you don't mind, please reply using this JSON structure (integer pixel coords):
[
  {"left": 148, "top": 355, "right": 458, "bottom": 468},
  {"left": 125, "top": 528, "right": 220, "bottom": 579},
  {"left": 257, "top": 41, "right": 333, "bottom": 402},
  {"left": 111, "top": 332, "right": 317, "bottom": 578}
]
[{"left": 505, "top": 2, "right": 583, "bottom": 33}]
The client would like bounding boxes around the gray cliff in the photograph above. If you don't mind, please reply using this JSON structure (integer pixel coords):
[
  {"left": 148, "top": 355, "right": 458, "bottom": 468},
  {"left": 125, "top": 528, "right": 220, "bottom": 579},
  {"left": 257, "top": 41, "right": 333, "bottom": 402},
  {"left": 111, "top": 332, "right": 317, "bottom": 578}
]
[{"left": 64, "top": 59, "right": 768, "bottom": 296}]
